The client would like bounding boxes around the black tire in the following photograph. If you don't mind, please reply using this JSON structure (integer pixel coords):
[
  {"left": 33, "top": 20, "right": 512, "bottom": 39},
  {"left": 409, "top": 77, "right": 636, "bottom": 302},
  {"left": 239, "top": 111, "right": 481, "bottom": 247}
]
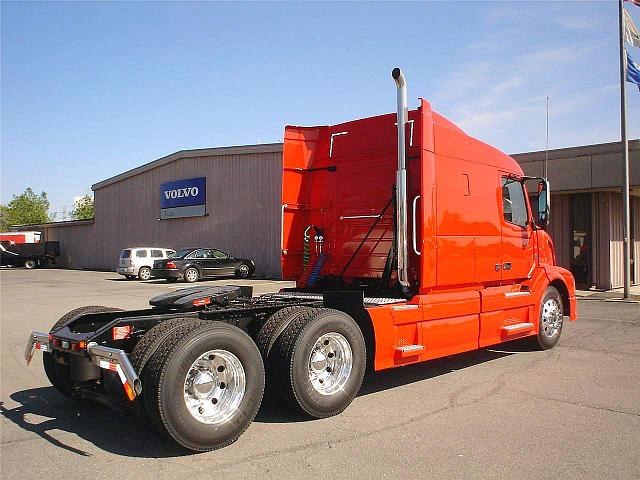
[
  {"left": 256, "top": 306, "right": 316, "bottom": 402},
  {"left": 24, "top": 259, "right": 37, "bottom": 269},
  {"left": 143, "top": 321, "right": 264, "bottom": 452},
  {"left": 138, "top": 266, "right": 152, "bottom": 281},
  {"left": 271, "top": 308, "right": 366, "bottom": 418},
  {"left": 256, "top": 306, "right": 317, "bottom": 362},
  {"left": 130, "top": 317, "right": 207, "bottom": 421},
  {"left": 529, "top": 286, "right": 564, "bottom": 350},
  {"left": 166, "top": 277, "right": 178, "bottom": 283},
  {"left": 183, "top": 267, "right": 200, "bottom": 283},
  {"left": 44, "top": 306, "right": 123, "bottom": 398},
  {"left": 235, "top": 263, "right": 252, "bottom": 279}
]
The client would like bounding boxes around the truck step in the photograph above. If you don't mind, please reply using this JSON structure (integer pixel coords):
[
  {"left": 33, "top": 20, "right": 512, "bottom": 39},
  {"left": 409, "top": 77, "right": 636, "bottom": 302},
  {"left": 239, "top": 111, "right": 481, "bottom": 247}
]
[
  {"left": 501, "top": 322, "right": 535, "bottom": 334},
  {"left": 395, "top": 344, "right": 425, "bottom": 358}
]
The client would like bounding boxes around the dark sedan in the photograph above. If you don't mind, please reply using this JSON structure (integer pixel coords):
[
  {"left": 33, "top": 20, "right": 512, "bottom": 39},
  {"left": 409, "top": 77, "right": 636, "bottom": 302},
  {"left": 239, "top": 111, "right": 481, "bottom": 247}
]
[{"left": 151, "top": 248, "right": 255, "bottom": 283}]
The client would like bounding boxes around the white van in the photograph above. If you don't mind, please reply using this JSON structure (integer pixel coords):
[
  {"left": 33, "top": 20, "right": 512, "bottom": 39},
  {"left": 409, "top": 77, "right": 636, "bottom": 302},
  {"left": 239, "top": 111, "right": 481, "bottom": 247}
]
[{"left": 117, "top": 247, "right": 175, "bottom": 280}]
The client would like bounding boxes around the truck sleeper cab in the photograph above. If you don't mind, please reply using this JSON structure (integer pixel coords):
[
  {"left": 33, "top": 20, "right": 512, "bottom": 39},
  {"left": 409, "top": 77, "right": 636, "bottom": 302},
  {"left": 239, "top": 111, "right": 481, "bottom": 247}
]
[
  {"left": 281, "top": 71, "right": 576, "bottom": 372},
  {"left": 26, "top": 69, "right": 576, "bottom": 453}
]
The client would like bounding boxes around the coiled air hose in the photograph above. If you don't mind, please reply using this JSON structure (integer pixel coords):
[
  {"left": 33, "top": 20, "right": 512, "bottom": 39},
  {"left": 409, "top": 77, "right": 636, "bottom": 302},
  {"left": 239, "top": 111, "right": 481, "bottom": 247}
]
[{"left": 303, "top": 225, "right": 323, "bottom": 269}]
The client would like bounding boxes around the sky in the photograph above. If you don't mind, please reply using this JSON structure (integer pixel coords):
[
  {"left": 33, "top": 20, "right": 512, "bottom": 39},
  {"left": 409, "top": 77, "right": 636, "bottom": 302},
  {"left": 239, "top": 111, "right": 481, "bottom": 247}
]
[{"left": 2, "top": 1, "right": 640, "bottom": 217}]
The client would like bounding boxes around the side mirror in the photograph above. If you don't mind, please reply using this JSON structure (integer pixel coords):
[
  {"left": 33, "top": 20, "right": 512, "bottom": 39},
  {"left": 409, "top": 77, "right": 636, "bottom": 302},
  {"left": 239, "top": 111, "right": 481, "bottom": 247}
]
[{"left": 536, "top": 180, "right": 550, "bottom": 228}]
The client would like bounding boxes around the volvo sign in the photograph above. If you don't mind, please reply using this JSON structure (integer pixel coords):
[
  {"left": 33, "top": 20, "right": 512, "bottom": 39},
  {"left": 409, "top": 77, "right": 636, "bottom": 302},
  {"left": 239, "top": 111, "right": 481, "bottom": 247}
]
[{"left": 160, "top": 177, "right": 206, "bottom": 219}]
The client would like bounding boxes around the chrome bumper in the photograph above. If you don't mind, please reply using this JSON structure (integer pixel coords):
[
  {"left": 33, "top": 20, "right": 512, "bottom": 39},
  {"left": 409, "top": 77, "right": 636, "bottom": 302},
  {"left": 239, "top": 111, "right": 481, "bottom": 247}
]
[{"left": 25, "top": 332, "right": 142, "bottom": 400}]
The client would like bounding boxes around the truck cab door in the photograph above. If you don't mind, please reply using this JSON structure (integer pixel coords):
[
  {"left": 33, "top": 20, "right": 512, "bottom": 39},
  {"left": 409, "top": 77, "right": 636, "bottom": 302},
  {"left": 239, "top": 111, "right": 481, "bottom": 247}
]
[{"left": 500, "top": 175, "right": 535, "bottom": 283}]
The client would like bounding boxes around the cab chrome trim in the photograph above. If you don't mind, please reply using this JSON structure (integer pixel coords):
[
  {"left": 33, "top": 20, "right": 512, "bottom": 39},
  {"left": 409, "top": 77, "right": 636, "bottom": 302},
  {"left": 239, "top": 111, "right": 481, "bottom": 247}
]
[{"left": 504, "top": 291, "right": 532, "bottom": 298}]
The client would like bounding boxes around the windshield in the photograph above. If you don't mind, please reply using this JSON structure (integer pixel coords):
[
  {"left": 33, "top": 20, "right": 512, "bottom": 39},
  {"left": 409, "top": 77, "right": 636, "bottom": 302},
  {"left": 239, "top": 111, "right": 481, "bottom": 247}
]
[{"left": 169, "top": 248, "right": 194, "bottom": 259}]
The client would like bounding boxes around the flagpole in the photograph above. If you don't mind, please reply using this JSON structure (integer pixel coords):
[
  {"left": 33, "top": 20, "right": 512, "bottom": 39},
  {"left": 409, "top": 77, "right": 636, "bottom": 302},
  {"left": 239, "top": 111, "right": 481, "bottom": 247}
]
[
  {"left": 619, "top": 0, "right": 631, "bottom": 299},
  {"left": 544, "top": 96, "right": 549, "bottom": 179}
]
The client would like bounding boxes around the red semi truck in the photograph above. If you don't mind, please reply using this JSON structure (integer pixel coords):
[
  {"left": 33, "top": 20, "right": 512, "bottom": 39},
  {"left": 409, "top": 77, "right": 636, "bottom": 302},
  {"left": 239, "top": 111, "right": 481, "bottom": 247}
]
[{"left": 26, "top": 69, "right": 576, "bottom": 452}]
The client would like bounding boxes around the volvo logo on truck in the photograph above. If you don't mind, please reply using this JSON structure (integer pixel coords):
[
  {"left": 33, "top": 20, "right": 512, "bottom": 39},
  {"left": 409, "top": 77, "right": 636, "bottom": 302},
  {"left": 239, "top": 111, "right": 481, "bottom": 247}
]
[{"left": 160, "top": 177, "right": 206, "bottom": 219}]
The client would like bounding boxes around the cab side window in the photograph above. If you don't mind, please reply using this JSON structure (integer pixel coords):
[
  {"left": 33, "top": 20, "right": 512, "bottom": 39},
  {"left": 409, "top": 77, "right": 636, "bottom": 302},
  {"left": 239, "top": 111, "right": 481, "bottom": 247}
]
[
  {"left": 151, "top": 249, "right": 163, "bottom": 258},
  {"left": 136, "top": 250, "right": 148, "bottom": 258},
  {"left": 501, "top": 177, "right": 528, "bottom": 228}
]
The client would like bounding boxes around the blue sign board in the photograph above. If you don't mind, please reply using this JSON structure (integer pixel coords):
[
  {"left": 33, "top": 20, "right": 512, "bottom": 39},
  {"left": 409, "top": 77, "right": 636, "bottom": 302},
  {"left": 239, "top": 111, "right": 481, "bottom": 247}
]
[{"left": 160, "top": 177, "right": 206, "bottom": 219}]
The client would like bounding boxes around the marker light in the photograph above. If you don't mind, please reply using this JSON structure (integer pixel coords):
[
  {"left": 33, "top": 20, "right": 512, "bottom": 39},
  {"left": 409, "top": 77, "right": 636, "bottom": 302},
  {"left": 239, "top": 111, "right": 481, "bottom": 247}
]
[
  {"left": 192, "top": 298, "right": 211, "bottom": 307},
  {"left": 112, "top": 325, "right": 132, "bottom": 341}
]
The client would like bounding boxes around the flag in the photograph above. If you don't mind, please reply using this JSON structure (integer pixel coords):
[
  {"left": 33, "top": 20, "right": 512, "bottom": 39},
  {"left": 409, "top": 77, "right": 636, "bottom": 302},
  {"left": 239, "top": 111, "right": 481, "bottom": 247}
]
[
  {"left": 627, "top": 51, "right": 640, "bottom": 91},
  {"left": 625, "top": 0, "right": 640, "bottom": 8},
  {"left": 624, "top": 9, "right": 640, "bottom": 47}
]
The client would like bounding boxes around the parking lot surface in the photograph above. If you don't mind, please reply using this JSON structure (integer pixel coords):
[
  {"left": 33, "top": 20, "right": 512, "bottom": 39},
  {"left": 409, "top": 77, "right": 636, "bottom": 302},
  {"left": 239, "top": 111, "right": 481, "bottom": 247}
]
[{"left": 1, "top": 269, "right": 639, "bottom": 479}]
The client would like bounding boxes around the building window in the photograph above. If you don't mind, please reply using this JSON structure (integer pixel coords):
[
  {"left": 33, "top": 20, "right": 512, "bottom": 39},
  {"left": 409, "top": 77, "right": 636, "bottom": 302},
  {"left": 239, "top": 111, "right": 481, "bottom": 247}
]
[{"left": 501, "top": 177, "right": 528, "bottom": 228}]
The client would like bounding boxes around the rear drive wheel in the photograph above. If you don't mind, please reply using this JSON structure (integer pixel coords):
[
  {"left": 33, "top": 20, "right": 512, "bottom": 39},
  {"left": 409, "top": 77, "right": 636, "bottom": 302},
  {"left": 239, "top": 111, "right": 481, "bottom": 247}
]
[
  {"left": 256, "top": 306, "right": 316, "bottom": 402},
  {"left": 529, "top": 286, "right": 564, "bottom": 350},
  {"left": 44, "top": 306, "right": 123, "bottom": 398},
  {"left": 271, "top": 308, "right": 366, "bottom": 418},
  {"left": 144, "top": 321, "right": 264, "bottom": 452},
  {"left": 130, "top": 317, "right": 207, "bottom": 420},
  {"left": 24, "top": 259, "right": 37, "bottom": 269},
  {"left": 138, "top": 266, "right": 152, "bottom": 281},
  {"left": 257, "top": 306, "right": 317, "bottom": 362},
  {"left": 184, "top": 267, "right": 200, "bottom": 283}
]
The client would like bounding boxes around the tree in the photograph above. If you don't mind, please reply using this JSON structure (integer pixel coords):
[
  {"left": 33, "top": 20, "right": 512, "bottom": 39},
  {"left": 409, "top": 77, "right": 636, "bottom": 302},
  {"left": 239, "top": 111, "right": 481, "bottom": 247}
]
[
  {"left": 71, "top": 195, "right": 94, "bottom": 220},
  {"left": 0, "top": 188, "right": 51, "bottom": 230}
]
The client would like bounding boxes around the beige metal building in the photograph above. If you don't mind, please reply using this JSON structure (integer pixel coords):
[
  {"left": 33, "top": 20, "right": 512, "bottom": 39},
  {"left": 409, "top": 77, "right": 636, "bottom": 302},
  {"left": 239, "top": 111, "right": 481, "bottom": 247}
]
[
  {"left": 33, "top": 144, "right": 284, "bottom": 278},
  {"left": 23, "top": 140, "right": 640, "bottom": 289}
]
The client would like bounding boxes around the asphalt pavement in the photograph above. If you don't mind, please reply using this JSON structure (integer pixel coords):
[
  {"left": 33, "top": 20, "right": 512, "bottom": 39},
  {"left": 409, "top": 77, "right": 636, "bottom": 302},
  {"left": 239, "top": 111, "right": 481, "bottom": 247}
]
[{"left": 1, "top": 269, "right": 638, "bottom": 479}]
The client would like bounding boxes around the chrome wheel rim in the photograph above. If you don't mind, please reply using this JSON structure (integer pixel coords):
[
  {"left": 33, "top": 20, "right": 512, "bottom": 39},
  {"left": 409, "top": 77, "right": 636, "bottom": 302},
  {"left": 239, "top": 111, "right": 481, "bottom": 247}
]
[
  {"left": 185, "top": 268, "right": 198, "bottom": 282},
  {"left": 139, "top": 268, "right": 151, "bottom": 280},
  {"left": 183, "top": 349, "right": 246, "bottom": 425},
  {"left": 238, "top": 264, "right": 249, "bottom": 277},
  {"left": 308, "top": 332, "right": 353, "bottom": 395},
  {"left": 541, "top": 298, "right": 563, "bottom": 338}
]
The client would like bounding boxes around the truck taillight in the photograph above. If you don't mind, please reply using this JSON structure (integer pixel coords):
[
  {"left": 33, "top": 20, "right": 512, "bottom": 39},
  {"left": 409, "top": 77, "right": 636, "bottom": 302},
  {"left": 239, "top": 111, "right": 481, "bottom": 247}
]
[
  {"left": 166, "top": 261, "right": 177, "bottom": 269},
  {"left": 71, "top": 341, "right": 87, "bottom": 351}
]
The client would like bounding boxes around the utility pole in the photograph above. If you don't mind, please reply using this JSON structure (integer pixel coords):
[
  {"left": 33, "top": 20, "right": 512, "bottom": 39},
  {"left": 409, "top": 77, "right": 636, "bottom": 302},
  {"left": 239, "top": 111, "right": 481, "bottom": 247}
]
[{"left": 619, "top": 0, "right": 632, "bottom": 299}]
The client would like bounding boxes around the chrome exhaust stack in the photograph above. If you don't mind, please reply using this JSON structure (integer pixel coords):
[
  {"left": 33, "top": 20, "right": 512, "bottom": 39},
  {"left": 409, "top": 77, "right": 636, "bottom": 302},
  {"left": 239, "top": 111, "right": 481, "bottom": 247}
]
[{"left": 392, "top": 67, "right": 410, "bottom": 290}]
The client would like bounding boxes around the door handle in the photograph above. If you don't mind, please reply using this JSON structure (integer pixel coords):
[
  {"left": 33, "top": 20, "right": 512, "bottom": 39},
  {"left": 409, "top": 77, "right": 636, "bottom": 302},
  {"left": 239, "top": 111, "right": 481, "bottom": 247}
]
[
  {"left": 412, "top": 195, "right": 421, "bottom": 255},
  {"left": 495, "top": 264, "right": 502, "bottom": 271},
  {"left": 503, "top": 262, "right": 512, "bottom": 271}
]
